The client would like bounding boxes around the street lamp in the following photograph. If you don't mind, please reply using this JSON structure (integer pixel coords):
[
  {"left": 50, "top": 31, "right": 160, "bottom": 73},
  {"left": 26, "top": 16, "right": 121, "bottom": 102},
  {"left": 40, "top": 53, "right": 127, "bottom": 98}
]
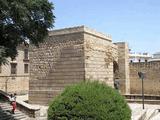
[{"left": 138, "top": 72, "right": 145, "bottom": 109}]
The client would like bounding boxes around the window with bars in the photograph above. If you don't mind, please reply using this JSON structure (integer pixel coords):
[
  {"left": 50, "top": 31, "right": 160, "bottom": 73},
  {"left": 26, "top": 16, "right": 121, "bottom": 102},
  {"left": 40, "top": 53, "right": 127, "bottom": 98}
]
[
  {"left": 0, "top": 64, "right": 2, "bottom": 73},
  {"left": 24, "top": 49, "right": 29, "bottom": 60},
  {"left": 24, "top": 64, "right": 29, "bottom": 73},
  {"left": 11, "top": 63, "right": 17, "bottom": 74}
]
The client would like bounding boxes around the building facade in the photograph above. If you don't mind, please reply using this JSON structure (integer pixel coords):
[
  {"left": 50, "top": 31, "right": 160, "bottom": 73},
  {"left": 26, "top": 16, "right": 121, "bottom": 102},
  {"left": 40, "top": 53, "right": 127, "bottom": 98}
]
[
  {"left": 0, "top": 45, "right": 29, "bottom": 94},
  {"left": 129, "top": 52, "right": 152, "bottom": 63},
  {"left": 153, "top": 52, "right": 160, "bottom": 59}
]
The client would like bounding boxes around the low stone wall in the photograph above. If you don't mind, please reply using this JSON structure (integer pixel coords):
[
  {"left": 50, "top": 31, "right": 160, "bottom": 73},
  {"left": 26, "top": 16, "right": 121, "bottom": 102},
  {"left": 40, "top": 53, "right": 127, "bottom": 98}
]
[
  {"left": 16, "top": 100, "right": 40, "bottom": 118},
  {"left": 130, "top": 61, "right": 160, "bottom": 95}
]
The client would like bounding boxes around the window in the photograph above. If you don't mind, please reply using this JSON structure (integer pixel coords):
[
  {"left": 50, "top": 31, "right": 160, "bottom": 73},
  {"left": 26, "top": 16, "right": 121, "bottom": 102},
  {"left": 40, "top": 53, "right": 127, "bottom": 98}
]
[
  {"left": 24, "top": 49, "right": 29, "bottom": 60},
  {"left": 11, "top": 57, "right": 16, "bottom": 61},
  {"left": 24, "top": 64, "right": 29, "bottom": 73},
  {"left": 11, "top": 63, "right": 17, "bottom": 74},
  {"left": 0, "top": 64, "right": 2, "bottom": 73},
  {"left": 138, "top": 59, "right": 141, "bottom": 62}
]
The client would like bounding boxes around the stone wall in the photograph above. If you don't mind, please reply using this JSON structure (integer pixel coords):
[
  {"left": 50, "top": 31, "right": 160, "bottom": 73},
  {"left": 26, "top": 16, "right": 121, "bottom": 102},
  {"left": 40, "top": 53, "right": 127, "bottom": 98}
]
[
  {"left": 29, "top": 26, "right": 117, "bottom": 105},
  {"left": 130, "top": 61, "right": 160, "bottom": 95},
  {"left": 29, "top": 27, "right": 85, "bottom": 105},
  {"left": 114, "top": 42, "right": 130, "bottom": 94},
  {"left": 84, "top": 32, "right": 117, "bottom": 87},
  {"left": 0, "top": 76, "right": 29, "bottom": 94}
]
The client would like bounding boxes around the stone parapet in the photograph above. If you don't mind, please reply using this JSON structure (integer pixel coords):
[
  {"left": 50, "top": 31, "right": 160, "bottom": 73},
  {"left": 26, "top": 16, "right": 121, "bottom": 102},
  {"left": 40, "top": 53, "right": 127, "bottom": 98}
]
[{"left": 49, "top": 26, "right": 112, "bottom": 41}]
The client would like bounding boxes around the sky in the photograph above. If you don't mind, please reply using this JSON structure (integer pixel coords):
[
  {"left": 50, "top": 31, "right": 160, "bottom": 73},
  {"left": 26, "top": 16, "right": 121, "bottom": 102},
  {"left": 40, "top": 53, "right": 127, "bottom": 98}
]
[{"left": 49, "top": 0, "right": 160, "bottom": 54}]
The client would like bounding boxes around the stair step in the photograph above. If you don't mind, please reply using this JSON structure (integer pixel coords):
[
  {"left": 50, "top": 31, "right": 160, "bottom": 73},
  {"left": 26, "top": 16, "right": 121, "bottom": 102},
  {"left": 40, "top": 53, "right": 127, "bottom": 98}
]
[
  {"left": 0, "top": 114, "right": 27, "bottom": 120},
  {"left": 1, "top": 105, "right": 12, "bottom": 108},
  {"left": 0, "top": 113, "right": 11, "bottom": 118},
  {"left": 1, "top": 107, "right": 12, "bottom": 109},
  {"left": 0, "top": 112, "right": 25, "bottom": 117},
  {"left": 0, "top": 116, "right": 14, "bottom": 120},
  {"left": 14, "top": 115, "right": 27, "bottom": 119},
  {"left": 0, "top": 102, "right": 29, "bottom": 120}
]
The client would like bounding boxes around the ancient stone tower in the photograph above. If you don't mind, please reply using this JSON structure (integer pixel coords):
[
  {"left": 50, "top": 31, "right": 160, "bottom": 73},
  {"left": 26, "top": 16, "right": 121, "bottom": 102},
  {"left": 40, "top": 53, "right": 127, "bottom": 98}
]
[{"left": 29, "top": 26, "right": 120, "bottom": 105}]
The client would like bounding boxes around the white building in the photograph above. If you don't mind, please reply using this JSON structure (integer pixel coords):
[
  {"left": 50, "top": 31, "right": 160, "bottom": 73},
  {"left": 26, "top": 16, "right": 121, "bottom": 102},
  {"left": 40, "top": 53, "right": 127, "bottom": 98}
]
[
  {"left": 129, "top": 52, "right": 152, "bottom": 63},
  {"left": 149, "top": 52, "right": 160, "bottom": 61},
  {"left": 153, "top": 52, "right": 160, "bottom": 59}
]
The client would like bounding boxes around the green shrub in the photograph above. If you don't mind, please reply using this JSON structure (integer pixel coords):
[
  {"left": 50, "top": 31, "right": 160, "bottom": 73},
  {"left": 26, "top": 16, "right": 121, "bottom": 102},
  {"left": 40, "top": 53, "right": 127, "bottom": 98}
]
[{"left": 48, "top": 81, "right": 131, "bottom": 120}]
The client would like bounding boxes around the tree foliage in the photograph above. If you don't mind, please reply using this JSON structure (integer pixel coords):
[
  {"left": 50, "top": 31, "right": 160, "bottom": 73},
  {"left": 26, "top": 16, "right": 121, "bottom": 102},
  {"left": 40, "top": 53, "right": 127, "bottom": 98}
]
[
  {"left": 48, "top": 81, "right": 131, "bottom": 120},
  {"left": 0, "top": 0, "right": 55, "bottom": 64}
]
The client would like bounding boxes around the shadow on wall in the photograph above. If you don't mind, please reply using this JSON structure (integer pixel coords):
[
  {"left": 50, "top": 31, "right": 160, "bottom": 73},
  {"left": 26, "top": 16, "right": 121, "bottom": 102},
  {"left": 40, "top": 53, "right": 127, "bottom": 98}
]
[{"left": 113, "top": 61, "right": 120, "bottom": 90}]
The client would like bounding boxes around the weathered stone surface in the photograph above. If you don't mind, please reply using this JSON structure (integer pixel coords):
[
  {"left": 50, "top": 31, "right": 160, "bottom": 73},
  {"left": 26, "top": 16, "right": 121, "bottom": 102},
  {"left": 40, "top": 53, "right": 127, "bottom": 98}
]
[
  {"left": 84, "top": 33, "right": 117, "bottom": 86},
  {"left": 29, "top": 26, "right": 117, "bottom": 105},
  {"left": 130, "top": 61, "right": 160, "bottom": 95},
  {"left": 114, "top": 42, "right": 130, "bottom": 94}
]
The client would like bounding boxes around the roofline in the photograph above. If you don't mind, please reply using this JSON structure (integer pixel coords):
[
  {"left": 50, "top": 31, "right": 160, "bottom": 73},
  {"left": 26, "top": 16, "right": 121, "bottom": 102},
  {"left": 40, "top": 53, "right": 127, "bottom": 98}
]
[{"left": 49, "top": 26, "right": 112, "bottom": 41}]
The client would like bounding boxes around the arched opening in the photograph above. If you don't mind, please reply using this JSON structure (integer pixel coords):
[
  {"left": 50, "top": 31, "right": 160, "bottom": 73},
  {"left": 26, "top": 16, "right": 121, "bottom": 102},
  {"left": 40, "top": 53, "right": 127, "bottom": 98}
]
[
  {"left": 113, "top": 61, "right": 119, "bottom": 74},
  {"left": 113, "top": 61, "right": 120, "bottom": 90}
]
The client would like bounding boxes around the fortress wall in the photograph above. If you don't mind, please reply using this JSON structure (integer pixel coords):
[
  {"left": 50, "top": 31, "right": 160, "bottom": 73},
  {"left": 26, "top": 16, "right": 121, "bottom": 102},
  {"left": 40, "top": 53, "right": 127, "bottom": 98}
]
[
  {"left": 84, "top": 33, "right": 117, "bottom": 87},
  {"left": 130, "top": 61, "right": 160, "bottom": 95},
  {"left": 29, "top": 26, "right": 118, "bottom": 105},
  {"left": 29, "top": 27, "right": 85, "bottom": 105},
  {"left": 114, "top": 42, "right": 130, "bottom": 94}
]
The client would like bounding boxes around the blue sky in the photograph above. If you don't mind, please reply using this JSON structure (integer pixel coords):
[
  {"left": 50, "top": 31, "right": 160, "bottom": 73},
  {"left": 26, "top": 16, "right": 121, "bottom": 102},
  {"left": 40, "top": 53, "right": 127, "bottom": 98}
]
[{"left": 49, "top": 0, "right": 160, "bottom": 54}]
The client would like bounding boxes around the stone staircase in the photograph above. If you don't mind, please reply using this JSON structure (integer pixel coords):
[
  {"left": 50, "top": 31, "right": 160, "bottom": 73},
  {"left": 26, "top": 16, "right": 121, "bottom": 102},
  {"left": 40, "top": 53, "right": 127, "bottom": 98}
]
[{"left": 0, "top": 101, "right": 29, "bottom": 120}]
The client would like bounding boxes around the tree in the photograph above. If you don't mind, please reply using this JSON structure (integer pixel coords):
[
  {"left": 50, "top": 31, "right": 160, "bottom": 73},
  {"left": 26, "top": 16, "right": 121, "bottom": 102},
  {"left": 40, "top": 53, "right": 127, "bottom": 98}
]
[{"left": 0, "top": 0, "right": 55, "bottom": 64}]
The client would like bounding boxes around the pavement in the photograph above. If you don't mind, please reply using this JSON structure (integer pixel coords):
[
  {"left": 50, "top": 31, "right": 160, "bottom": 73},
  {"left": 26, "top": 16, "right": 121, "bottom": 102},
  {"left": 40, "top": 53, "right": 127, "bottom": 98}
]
[{"left": 129, "top": 103, "right": 160, "bottom": 120}]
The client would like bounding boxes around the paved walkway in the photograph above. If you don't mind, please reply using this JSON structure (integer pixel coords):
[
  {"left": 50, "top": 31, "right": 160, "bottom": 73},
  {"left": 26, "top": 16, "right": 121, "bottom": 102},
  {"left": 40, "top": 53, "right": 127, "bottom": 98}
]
[{"left": 129, "top": 103, "right": 160, "bottom": 120}]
